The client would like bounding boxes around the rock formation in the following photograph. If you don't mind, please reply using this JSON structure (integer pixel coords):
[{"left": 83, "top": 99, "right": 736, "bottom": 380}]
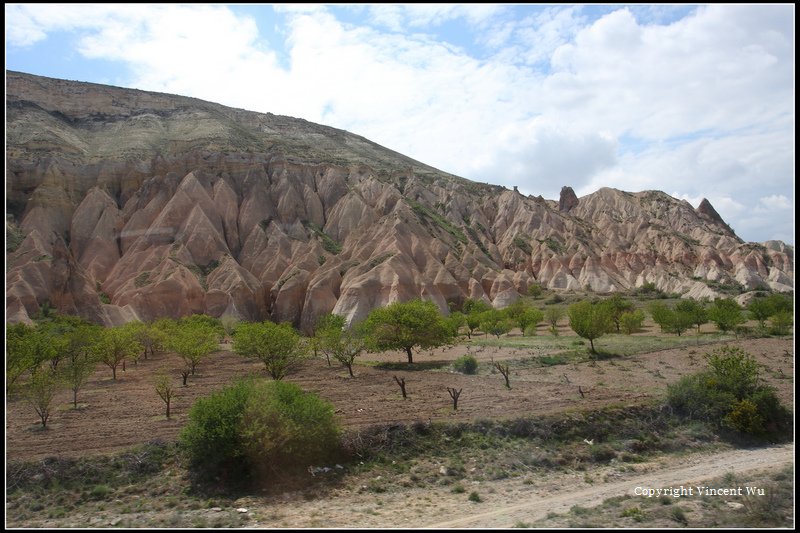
[
  {"left": 6, "top": 71, "right": 794, "bottom": 330},
  {"left": 558, "top": 186, "right": 579, "bottom": 212}
]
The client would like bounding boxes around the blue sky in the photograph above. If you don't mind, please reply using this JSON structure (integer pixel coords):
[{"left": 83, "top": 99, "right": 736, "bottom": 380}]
[{"left": 6, "top": 4, "right": 795, "bottom": 244}]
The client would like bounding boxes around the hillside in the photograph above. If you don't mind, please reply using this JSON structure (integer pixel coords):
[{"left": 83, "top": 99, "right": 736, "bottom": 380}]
[{"left": 5, "top": 71, "right": 794, "bottom": 329}]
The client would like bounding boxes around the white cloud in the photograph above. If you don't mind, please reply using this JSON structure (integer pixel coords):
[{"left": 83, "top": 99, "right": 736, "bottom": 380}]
[
  {"left": 756, "top": 195, "right": 793, "bottom": 212},
  {"left": 5, "top": 4, "right": 794, "bottom": 244}
]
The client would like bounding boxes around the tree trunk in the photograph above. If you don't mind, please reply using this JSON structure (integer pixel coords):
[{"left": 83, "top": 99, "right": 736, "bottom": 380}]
[
  {"left": 112, "top": 366, "right": 117, "bottom": 380},
  {"left": 589, "top": 338, "right": 595, "bottom": 354},
  {"left": 394, "top": 376, "right": 407, "bottom": 399},
  {"left": 166, "top": 399, "right": 170, "bottom": 419},
  {"left": 405, "top": 347, "right": 413, "bottom": 364},
  {"left": 346, "top": 363, "right": 354, "bottom": 378},
  {"left": 73, "top": 389, "right": 78, "bottom": 408}
]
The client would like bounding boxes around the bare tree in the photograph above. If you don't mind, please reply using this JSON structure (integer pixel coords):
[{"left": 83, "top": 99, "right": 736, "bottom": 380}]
[
  {"left": 25, "top": 366, "right": 59, "bottom": 428},
  {"left": 394, "top": 375, "right": 407, "bottom": 399},
  {"left": 492, "top": 359, "right": 511, "bottom": 389},
  {"left": 447, "top": 387, "right": 462, "bottom": 410}
]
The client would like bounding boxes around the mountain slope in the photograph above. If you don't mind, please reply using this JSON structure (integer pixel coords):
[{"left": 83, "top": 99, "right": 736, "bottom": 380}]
[{"left": 5, "top": 71, "right": 794, "bottom": 329}]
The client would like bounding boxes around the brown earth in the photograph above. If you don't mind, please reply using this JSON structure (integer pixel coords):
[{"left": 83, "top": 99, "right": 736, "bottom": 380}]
[{"left": 5, "top": 331, "right": 793, "bottom": 464}]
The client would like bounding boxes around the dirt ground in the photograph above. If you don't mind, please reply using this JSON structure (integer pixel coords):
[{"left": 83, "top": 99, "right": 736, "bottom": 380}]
[{"left": 5, "top": 329, "right": 794, "bottom": 463}]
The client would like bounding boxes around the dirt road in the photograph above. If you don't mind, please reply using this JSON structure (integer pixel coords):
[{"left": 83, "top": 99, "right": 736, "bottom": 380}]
[
  {"left": 223, "top": 443, "right": 795, "bottom": 529},
  {"left": 425, "top": 444, "right": 794, "bottom": 528}
]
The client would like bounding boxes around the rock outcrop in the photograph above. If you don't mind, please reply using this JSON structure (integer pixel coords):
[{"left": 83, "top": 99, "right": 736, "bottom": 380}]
[
  {"left": 5, "top": 71, "right": 794, "bottom": 330},
  {"left": 558, "top": 186, "right": 579, "bottom": 212}
]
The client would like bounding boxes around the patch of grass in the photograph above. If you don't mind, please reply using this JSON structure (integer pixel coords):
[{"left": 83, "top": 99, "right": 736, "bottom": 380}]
[
  {"left": 468, "top": 491, "right": 482, "bottom": 503},
  {"left": 134, "top": 271, "right": 151, "bottom": 288},
  {"left": 305, "top": 222, "right": 342, "bottom": 255},
  {"left": 367, "top": 360, "right": 451, "bottom": 372}
]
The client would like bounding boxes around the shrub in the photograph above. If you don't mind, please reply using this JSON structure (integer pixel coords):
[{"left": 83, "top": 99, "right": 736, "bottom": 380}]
[
  {"left": 769, "top": 310, "right": 792, "bottom": 336},
  {"left": 180, "top": 379, "right": 340, "bottom": 484},
  {"left": 667, "top": 346, "right": 791, "bottom": 438},
  {"left": 453, "top": 355, "right": 479, "bottom": 375}
]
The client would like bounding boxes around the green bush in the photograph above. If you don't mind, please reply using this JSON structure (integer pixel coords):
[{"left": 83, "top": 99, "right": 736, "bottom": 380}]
[
  {"left": 453, "top": 355, "right": 479, "bottom": 375},
  {"left": 180, "top": 379, "right": 341, "bottom": 484},
  {"left": 667, "top": 346, "right": 791, "bottom": 438}
]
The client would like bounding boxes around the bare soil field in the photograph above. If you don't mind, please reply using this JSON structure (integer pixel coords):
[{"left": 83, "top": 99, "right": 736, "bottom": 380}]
[{"left": 6, "top": 326, "right": 794, "bottom": 463}]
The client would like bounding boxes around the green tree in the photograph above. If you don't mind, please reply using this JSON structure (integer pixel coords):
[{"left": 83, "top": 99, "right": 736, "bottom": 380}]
[
  {"left": 602, "top": 295, "right": 635, "bottom": 333},
  {"left": 92, "top": 326, "right": 142, "bottom": 380},
  {"left": 318, "top": 323, "right": 366, "bottom": 378},
  {"left": 544, "top": 306, "right": 566, "bottom": 336},
  {"left": 568, "top": 300, "right": 612, "bottom": 355},
  {"left": 313, "top": 313, "right": 346, "bottom": 366},
  {"left": 479, "top": 310, "right": 514, "bottom": 339},
  {"left": 445, "top": 311, "right": 466, "bottom": 338},
  {"left": 666, "top": 308, "right": 694, "bottom": 337},
  {"left": 707, "top": 298, "right": 746, "bottom": 333},
  {"left": 648, "top": 302, "right": 672, "bottom": 333},
  {"left": 506, "top": 304, "right": 543, "bottom": 336},
  {"left": 675, "top": 299, "right": 708, "bottom": 333},
  {"left": 747, "top": 297, "right": 774, "bottom": 328},
  {"left": 180, "top": 314, "right": 225, "bottom": 341},
  {"left": 127, "top": 321, "right": 167, "bottom": 361},
  {"left": 6, "top": 323, "right": 46, "bottom": 393},
  {"left": 167, "top": 321, "right": 218, "bottom": 377},
  {"left": 464, "top": 313, "right": 483, "bottom": 339},
  {"left": 462, "top": 298, "right": 491, "bottom": 315},
  {"left": 769, "top": 310, "right": 793, "bottom": 336},
  {"left": 765, "top": 293, "right": 792, "bottom": 314},
  {"left": 363, "top": 299, "right": 454, "bottom": 364},
  {"left": 527, "top": 283, "right": 543, "bottom": 298},
  {"left": 61, "top": 324, "right": 101, "bottom": 407},
  {"left": 619, "top": 310, "right": 645, "bottom": 334},
  {"left": 233, "top": 321, "right": 306, "bottom": 379}
]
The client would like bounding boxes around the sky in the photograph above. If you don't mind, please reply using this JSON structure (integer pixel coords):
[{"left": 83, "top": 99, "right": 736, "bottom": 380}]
[{"left": 5, "top": 4, "right": 795, "bottom": 244}]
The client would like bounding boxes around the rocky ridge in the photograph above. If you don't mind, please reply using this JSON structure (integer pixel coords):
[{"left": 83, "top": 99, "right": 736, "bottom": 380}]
[{"left": 6, "top": 71, "right": 794, "bottom": 329}]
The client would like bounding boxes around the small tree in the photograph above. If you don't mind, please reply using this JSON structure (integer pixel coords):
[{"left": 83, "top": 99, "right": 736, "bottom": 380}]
[
  {"left": 511, "top": 306, "right": 544, "bottom": 336},
  {"left": 445, "top": 311, "right": 466, "bottom": 338},
  {"left": 394, "top": 375, "right": 408, "bottom": 399},
  {"left": 6, "top": 323, "right": 46, "bottom": 393},
  {"left": 363, "top": 299, "right": 454, "bottom": 364},
  {"left": 527, "top": 283, "right": 543, "bottom": 298},
  {"left": 446, "top": 387, "right": 462, "bottom": 410},
  {"left": 675, "top": 299, "right": 708, "bottom": 333},
  {"left": 154, "top": 371, "right": 176, "bottom": 419},
  {"left": 747, "top": 298, "right": 774, "bottom": 328},
  {"left": 464, "top": 313, "right": 483, "bottom": 339},
  {"left": 492, "top": 359, "right": 511, "bottom": 389},
  {"left": 61, "top": 326, "right": 99, "bottom": 408},
  {"left": 233, "top": 321, "right": 306, "bottom": 380},
  {"left": 92, "top": 326, "right": 142, "bottom": 380},
  {"left": 319, "top": 324, "right": 366, "bottom": 378},
  {"left": 707, "top": 298, "right": 746, "bottom": 334},
  {"left": 568, "top": 300, "right": 612, "bottom": 355},
  {"left": 168, "top": 322, "right": 218, "bottom": 377},
  {"left": 648, "top": 302, "right": 672, "bottom": 333},
  {"left": 544, "top": 306, "right": 566, "bottom": 336},
  {"left": 479, "top": 310, "right": 514, "bottom": 339},
  {"left": 25, "top": 365, "right": 60, "bottom": 428},
  {"left": 619, "top": 310, "right": 645, "bottom": 335},
  {"left": 602, "top": 295, "right": 635, "bottom": 333},
  {"left": 769, "top": 310, "right": 793, "bottom": 336},
  {"left": 315, "top": 313, "right": 346, "bottom": 366}
]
